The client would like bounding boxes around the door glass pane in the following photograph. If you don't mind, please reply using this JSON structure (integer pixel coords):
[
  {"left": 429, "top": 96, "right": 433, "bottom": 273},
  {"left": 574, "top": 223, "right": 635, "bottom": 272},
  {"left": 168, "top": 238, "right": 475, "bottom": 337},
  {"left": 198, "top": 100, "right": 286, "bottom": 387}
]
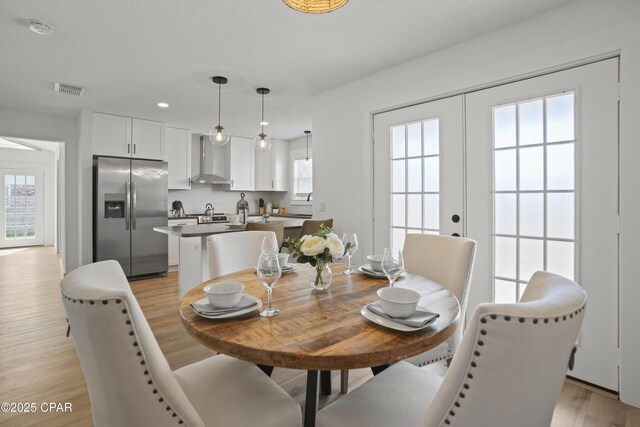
[
  {"left": 495, "top": 193, "right": 516, "bottom": 235},
  {"left": 547, "top": 193, "right": 574, "bottom": 239},
  {"left": 519, "top": 146, "right": 544, "bottom": 190},
  {"left": 547, "top": 241, "right": 574, "bottom": 280},
  {"left": 423, "top": 119, "right": 439, "bottom": 155},
  {"left": 495, "top": 279, "right": 517, "bottom": 304},
  {"left": 547, "top": 143, "right": 574, "bottom": 190},
  {"left": 519, "top": 238, "right": 543, "bottom": 282},
  {"left": 407, "top": 159, "right": 421, "bottom": 193},
  {"left": 494, "top": 105, "right": 516, "bottom": 149},
  {"left": 495, "top": 236, "right": 517, "bottom": 279},
  {"left": 424, "top": 194, "right": 439, "bottom": 230},
  {"left": 520, "top": 193, "right": 544, "bottom": 237},
  {"left": 407, "top": 195, "right": 422, "bottom": 229},
  {"left": 407, "top": 122, "right": 421, "bottom": 157},
  {"left": 495, "top": 149, "right": 516, "bottom": 191},
  {"left": 518, "top": 99, "right": 543, "bottom": 146},
  {"left": 546, "top": 94, "right": 574, "bottom": 142},
  {"left": 392, "top": 126, "right": 405, "bottom": 159},
  {"left": 392, "top": 160, "right": 405, "bottom": 192},
  {"left": 392, "top": 228, "right": 406, "bottom": 250},
  {"left": 392, "top": 194, "right": 405, "bottom": 227},
  {"left": 423, "top": 157, "right": 439, "bottom": 192}
]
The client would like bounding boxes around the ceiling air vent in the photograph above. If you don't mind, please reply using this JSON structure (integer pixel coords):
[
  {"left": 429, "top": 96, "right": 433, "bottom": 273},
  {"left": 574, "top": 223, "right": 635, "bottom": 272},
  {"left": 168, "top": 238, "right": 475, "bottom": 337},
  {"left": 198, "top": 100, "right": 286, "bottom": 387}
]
[{"left": 54, "top": 82, "right": 86, "bottom": 96}]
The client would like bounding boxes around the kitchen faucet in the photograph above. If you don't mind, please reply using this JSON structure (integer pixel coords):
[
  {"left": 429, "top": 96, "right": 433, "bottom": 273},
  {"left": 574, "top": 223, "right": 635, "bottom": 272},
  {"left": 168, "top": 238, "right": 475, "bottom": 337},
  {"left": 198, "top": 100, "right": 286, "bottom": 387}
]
[{"left": 307, "top": 192, "right": 312, "bottom": 202}]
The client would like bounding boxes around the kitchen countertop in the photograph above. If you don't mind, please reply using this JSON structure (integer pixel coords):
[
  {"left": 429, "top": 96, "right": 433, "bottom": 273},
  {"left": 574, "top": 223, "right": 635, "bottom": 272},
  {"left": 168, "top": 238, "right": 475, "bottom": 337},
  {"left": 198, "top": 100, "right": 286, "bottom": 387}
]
[{"left": 154, "top": 218, "right": 305, "bottom": 238}]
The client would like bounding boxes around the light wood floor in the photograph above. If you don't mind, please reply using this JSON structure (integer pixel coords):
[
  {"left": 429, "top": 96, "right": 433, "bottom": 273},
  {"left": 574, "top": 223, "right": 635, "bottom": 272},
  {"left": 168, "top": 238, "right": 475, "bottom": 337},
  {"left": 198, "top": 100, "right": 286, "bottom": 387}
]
[{"left": 0, "top": 246, "right": 638, "bottom": 426}]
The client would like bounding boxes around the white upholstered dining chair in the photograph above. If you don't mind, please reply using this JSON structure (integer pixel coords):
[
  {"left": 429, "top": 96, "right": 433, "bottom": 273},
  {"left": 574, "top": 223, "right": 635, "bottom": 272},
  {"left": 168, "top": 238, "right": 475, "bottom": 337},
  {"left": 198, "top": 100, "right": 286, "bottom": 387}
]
[
  {"left": 207, "top": 230, "right": 277, "bottom": 279},
  {"left": 318, "top": 271, "right": 587, "bottom": 427},
  {"left": 61, "top": 260, "right": 301, "bottom": 427},
  {"left": 402, "top": 233, "right": 477, "bottom": 367}
]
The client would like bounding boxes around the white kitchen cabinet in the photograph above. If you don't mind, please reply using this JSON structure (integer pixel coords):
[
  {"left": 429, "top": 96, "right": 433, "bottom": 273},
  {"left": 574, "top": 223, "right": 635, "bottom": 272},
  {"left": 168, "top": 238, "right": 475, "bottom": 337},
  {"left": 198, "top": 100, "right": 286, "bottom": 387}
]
[
  {"left": 168, "top": 218, "right": 197, "bottom": 267},
  {"left": 132, "top": 118, "right": 165, "bottom": 160},
  {"left": 228, "top": 136, "right": 254, "bottom": 191},
  {"left": 93, "top": 112, "right": 132, "bottom": 157},
  {"left": 255, "top": 145, "right": 274, "bottom": 191},
  {"left": 273, "top": 139, "right": 289, "bottom": 191},
  {"left": 166, "top": 127, "right": 191, "bottom": 190},
  {"left": 254, "top": 139, "right": 289, "bottom": 191},
  {"left": 93, "top": 113, "right": 165, "bottom": 160}
]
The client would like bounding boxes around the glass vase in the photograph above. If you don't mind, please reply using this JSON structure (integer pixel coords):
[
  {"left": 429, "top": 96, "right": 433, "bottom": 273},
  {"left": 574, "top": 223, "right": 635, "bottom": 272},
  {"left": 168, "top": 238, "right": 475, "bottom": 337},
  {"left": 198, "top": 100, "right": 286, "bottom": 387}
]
[{"left": 309, "top": 262, "right": 333, "bottom": 292}]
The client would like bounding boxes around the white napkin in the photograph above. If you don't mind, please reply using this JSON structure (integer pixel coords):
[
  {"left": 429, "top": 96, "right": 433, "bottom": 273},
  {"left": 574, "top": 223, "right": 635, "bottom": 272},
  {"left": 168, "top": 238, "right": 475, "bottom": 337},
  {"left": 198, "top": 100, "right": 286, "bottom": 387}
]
[
  {"left": 191, "top": 295, "right": 258, "bottom": 315},
  {"left": 367, "top": 302, "right": 439, "bottom": 328}
]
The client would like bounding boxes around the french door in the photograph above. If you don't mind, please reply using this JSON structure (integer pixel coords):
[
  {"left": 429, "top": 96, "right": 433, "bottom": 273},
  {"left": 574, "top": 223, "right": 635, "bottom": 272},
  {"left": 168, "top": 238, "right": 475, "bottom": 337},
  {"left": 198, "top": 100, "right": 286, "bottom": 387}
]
[
  {"left": 373, "top": 95, "right": 464, "bottom": 252},
  {"left": 466, "top": 58, "right": 619, "bottom": 390},
  {"left": 373, "top": 58, "right": 619, "bottom": 390},
  {"left": 1, "top": 169, "right": 44, "bottom": 248}
]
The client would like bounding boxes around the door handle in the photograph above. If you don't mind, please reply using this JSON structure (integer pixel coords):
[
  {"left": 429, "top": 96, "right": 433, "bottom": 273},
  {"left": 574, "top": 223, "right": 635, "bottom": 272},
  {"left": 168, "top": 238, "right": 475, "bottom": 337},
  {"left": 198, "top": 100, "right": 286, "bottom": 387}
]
[
  {"left": 125, "top": 181, "right": 131, "bottom": 231},
  {"left": 131, "top": 182, "right": 137, "bottom": 230}
]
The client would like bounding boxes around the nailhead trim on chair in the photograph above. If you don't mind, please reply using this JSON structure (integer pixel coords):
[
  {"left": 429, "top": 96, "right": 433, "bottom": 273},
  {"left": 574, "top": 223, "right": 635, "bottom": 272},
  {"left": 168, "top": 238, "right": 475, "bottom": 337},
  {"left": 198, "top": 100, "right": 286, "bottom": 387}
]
[
  {"left": 62, "top": 292, "right": 186, "bottom": 426},
  {"left": 441, "top": 303, "right": 587, "bottom": 426}
]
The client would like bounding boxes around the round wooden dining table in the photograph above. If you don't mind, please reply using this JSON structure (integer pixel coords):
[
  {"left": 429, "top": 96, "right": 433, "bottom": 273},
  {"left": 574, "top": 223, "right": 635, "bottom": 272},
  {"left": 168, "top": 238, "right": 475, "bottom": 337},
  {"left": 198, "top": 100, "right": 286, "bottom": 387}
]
[{"left": 180, "top": 262, "right": 460, "bottom": 427}]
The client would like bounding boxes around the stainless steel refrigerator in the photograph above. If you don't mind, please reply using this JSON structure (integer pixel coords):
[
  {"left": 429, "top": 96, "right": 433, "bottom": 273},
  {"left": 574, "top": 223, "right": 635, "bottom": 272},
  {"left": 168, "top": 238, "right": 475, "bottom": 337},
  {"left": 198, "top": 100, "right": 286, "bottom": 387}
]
[{"left": 93, "top": 156, "right": 168, "bottom": 278}]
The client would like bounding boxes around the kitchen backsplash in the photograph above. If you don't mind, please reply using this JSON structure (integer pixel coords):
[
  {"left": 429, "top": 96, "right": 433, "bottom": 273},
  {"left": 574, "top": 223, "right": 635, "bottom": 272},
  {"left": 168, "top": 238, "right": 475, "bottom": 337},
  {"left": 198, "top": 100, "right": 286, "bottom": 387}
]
[{"left": 169, "top": 184, "right": 287, "bottom": 216}]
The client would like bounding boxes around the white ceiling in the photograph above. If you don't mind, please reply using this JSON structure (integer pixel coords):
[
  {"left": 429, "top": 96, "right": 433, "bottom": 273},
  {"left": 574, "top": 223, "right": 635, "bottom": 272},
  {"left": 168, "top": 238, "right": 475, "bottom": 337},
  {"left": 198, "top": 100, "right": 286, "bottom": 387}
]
[{"left": 0, "top": 0, "right": 576, "bottom": 140}]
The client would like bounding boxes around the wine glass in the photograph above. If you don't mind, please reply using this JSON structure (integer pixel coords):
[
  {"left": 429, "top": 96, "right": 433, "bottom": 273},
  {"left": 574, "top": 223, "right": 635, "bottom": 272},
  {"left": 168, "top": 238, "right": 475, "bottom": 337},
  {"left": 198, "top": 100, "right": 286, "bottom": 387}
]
[
  {"left": 342, "top": 233, "right": 359, "bottom": 275},
  {"left": 257, "top": 253, "right": 282, "bottom": 317},
  {"left": 382, "top": 248, "right": 404, "bottom": 287},
  {"left": 261, "top": 235, "right": 279, "bottom": 254}
]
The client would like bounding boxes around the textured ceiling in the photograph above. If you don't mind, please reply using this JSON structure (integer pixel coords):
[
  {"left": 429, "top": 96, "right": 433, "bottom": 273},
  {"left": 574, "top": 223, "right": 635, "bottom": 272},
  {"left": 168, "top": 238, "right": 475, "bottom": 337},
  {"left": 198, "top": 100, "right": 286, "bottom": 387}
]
[{"left": 0, "top": 0, "right": 576, "bottom": 140}]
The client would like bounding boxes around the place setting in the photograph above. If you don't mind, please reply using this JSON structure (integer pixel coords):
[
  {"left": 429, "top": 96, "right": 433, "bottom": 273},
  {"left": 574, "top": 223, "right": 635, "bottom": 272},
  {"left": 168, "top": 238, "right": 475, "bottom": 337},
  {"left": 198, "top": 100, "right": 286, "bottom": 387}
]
[
  {"left": 190, "top": 282, "right": 262, "bottom": 319},
  {"left": 358, "top": 248, "right": 439, "bottom": 331}
]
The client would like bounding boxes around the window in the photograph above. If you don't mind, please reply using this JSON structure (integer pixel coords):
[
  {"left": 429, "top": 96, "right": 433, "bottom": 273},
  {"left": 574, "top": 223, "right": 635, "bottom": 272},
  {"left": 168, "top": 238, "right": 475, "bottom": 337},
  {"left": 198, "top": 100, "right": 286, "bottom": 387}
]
[
  {"left": 4, "top": 174, "right": 37, "bottom": 240},
  {"left": 291, "top": 157, "right": 313, "bottom": 203}
]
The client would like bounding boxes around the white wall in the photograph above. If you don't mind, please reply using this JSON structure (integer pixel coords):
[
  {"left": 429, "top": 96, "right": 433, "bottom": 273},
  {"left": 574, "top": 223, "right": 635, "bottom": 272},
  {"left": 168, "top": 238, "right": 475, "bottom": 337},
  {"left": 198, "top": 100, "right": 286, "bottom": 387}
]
[
  {"left": 0, "top": 107, "right": 78, "bottom": 272},
  {"left": 281, "top": 135, "right": 313, "bottom": 215},
  {"left": 0, "top": 147, "right": 56, "bottom": 245},
  {"left": 312, "top": 0, "right": 640, "bottom": 406}
]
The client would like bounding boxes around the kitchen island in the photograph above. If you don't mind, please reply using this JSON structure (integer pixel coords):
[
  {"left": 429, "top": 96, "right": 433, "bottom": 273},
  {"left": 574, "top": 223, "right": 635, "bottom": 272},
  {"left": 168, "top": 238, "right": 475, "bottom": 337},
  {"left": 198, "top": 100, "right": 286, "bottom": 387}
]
[{"left": 154, "top": 218, "right": 304, "bottom": 298}]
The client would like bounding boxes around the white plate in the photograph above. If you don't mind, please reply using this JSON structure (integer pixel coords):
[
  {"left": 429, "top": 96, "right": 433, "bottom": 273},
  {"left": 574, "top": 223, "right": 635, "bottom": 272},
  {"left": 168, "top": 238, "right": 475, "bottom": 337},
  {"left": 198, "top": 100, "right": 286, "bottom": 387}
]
[
  {"left": 360, "top": 304, "right": 435, "bottom": 332},
  {"left": 254, "top": 264, "right": 298, "bottom": 275},
  {"left": 191, "top": 294, "right": 262, "bottom": 319},
  {"left": 357, "top": 264, "right": 387, "bottom": 278}
]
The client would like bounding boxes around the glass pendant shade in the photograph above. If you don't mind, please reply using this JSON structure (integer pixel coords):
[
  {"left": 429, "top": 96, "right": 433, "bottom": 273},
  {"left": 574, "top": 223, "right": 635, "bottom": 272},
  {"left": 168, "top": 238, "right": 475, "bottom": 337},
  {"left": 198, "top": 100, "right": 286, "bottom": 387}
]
[
  {"left": 210, "top": 76, "right": 230, "bottom": 146},
  {"left": 209, "top": 125, "right": 230, "bottom": 146},
  {"left": 254, "top": 133, "right": 272, "bottom": 152}
]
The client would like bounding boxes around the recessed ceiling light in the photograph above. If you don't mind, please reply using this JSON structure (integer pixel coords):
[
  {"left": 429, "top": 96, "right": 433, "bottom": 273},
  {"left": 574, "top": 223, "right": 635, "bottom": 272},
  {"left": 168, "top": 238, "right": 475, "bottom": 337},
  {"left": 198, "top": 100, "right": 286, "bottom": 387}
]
[
  {"left": 259, "top": 121, "right": 269, "bottom": 126},
  {"left": 28, "top": 20, "right": 54, "bottom": 36},
  {"left": 157, "top": 102, "right": 170, "bottom": 108}
]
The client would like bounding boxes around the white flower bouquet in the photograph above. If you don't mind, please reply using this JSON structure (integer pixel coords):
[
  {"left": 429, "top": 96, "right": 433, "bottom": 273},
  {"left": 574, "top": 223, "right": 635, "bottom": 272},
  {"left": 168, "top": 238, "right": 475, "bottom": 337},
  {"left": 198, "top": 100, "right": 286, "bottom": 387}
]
[{"left": 286, "top": 225, "right": 354, "bottom": 290}]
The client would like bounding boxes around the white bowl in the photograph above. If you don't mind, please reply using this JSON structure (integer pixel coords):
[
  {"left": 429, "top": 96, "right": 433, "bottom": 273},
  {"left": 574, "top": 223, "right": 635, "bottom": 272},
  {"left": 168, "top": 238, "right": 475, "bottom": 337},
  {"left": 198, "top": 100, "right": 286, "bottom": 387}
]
[
  {"left": 277, "top": 253, "right": 289, "bottom": 267},
  {"left": 367, "top": 255, "right": 384, "bottom": 272},
  {"left": 204, "top": 282, "right": 245, "bottom": 309},
  {"left": 376, "top": 287, "right": 421, "bottom": 319}
]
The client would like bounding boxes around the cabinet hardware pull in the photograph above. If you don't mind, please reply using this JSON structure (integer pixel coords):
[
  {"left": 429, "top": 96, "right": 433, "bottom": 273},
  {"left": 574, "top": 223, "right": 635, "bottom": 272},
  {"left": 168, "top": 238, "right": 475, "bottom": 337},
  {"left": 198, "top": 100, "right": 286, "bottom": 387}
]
[
  {"left": 133, "top": 144, "right": 136, "bottom": 154},
  {"left": 127, "top": 144, "right": 131, "bottom": 154}
]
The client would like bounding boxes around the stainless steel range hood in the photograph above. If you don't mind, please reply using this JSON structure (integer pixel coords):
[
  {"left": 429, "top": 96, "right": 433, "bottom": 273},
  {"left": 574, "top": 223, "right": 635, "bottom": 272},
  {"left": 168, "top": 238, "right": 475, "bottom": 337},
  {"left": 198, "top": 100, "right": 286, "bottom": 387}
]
[{"left": 191, "top": 135, "right": 231, "bottom": 185}]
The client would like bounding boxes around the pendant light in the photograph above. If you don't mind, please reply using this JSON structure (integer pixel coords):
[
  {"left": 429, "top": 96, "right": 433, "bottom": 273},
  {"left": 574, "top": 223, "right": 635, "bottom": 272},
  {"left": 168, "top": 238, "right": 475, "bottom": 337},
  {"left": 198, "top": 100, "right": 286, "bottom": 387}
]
[
  {"left": 283, "top": 0, "right": 348, "bottom": 14},
  {"left": 209, "top": 76, "right": 230, "bottom": 146},
  {"left": 254, "top": 88, "right": 272, "bottom": 152},
  {"left": 304, "top": 130, "right": 311, "bottom": 162}
]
